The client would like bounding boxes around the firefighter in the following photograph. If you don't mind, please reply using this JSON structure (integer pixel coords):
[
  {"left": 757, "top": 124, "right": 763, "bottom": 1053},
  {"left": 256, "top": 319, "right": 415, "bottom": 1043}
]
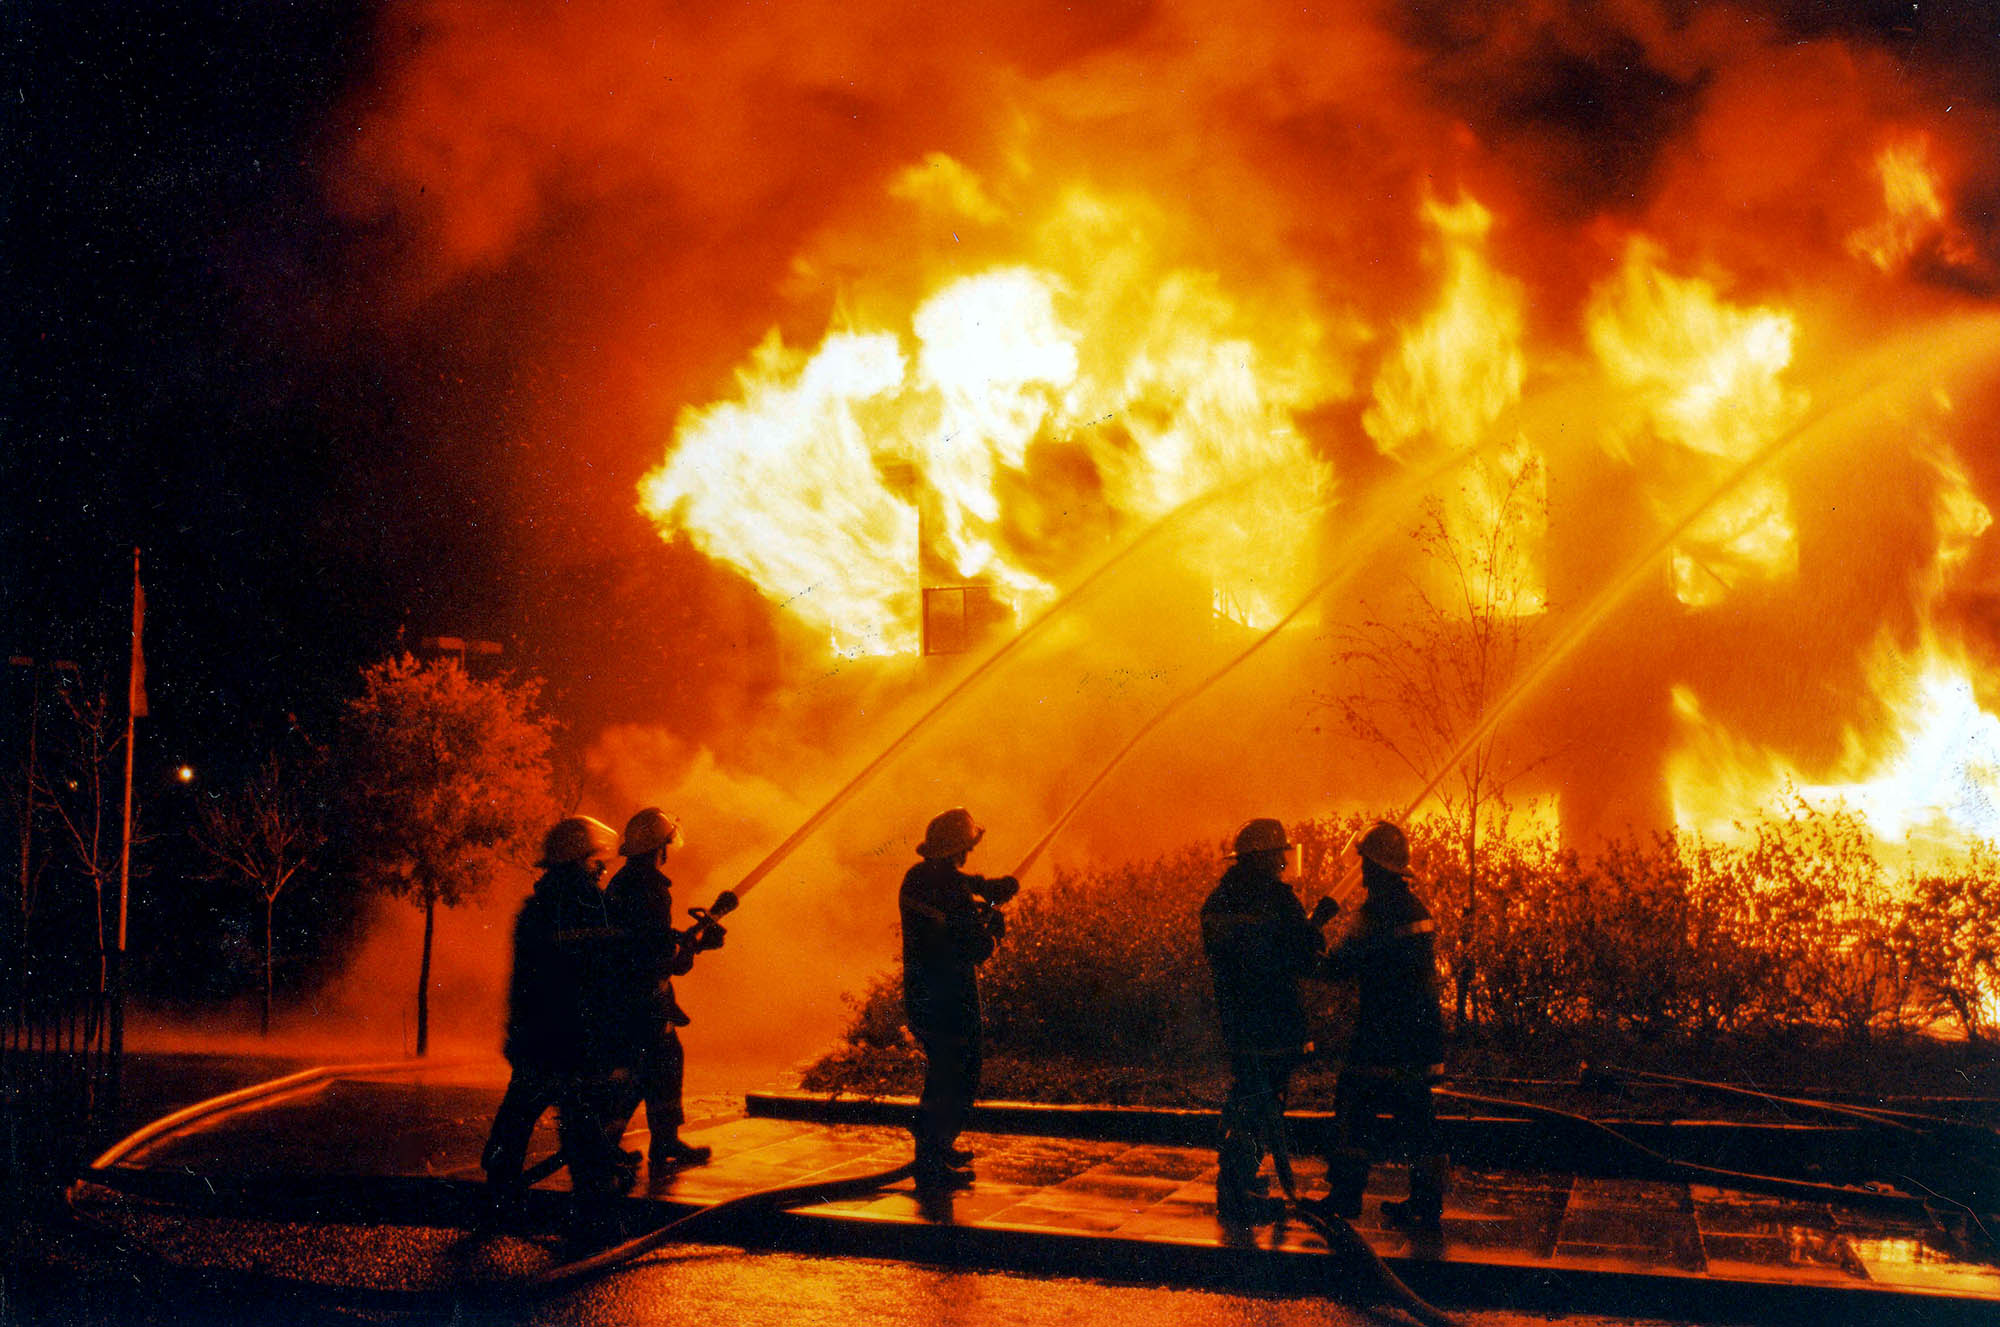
[
  {"left": 481, "top": 815, "right": 638, "bottom": 1203},
  {"left": 899, "top": 807, "right": 1017, "bottom": 1189},
  {"left": 1200, "top": 817, "right": 1339, "bottom": 1225},
  {"left": 604, "top": 806, "right": 717, "bottom": 1185},
  {"left": 1315, "top": 820, "right": 1449, "bottom": 1236}
]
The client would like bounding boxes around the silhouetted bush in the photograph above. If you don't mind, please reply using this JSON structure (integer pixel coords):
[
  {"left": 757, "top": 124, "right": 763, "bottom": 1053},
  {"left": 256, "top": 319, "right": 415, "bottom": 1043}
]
[{"left": 809, "top": 803, "right": 2000, "bottom": 1091}]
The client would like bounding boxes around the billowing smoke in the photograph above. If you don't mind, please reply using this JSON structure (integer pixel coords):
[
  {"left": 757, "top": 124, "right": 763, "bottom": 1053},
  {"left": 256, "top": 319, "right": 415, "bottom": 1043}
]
[{"left": 312, "top": 0, "right": 2000, "bottom": 1067}]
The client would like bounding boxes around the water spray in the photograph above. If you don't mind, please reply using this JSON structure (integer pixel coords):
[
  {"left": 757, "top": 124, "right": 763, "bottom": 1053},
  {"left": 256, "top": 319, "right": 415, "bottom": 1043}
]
[
  {"left": 689, "top": 466, "right": 1288, "bottom": 918},
  {"left": 1007, "top": 431, "right": 1515, "bottom": 880},
  {"left": 1013, "top": 317, "right": 2000, "bottom": 895},
  {"left": 1316, "top": 344, "right": 1996, "bottom": 903}
]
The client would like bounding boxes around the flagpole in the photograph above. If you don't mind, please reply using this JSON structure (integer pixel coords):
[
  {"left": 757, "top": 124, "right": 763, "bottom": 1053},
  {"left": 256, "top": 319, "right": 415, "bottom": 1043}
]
[{"left": 115, "top": 545, "right": 141, "bottom": 1062}]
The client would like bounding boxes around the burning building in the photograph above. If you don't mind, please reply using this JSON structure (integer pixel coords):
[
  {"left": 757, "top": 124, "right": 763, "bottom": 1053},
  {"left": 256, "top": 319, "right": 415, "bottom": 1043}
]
[{"left": 320, "top": 1, "right": 2000, "bottom": 1048}]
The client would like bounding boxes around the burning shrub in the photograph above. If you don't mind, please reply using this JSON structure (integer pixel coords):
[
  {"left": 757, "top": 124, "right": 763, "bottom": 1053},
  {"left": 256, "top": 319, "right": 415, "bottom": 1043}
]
[
  {"left": 1898, "top": 846, "right": 2000, "bottom": 1047},
  {"left": 806, "top": 806, "right": 1995, "bottom": 1099},
  {"left": 1732, "top": 804, "right": 1915, "bottom": 1042}
]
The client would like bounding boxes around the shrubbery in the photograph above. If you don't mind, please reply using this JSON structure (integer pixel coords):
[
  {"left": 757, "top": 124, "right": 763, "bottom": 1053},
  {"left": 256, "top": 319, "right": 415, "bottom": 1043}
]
[{"left": 807, "top": 805, "right": 2000, "bottom": 1095}]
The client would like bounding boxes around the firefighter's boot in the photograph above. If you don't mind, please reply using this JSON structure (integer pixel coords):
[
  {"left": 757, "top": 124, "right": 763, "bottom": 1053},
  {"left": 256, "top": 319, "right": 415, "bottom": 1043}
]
[
  {"left": 1305, "top": 1147, "right": 1369, "bottom": 1221},
  {"left": 1381, "top": 1153, "right": 1448, "bottom": 1234}
]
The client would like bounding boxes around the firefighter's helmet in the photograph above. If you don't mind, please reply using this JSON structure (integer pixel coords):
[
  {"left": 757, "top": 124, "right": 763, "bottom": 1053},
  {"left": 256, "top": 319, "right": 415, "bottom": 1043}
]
[
  {"left": 918, "top": 807, "right": 984, "bottom": 860},
  {"left": 1356, "top": 820, "right": 1410, "bottom": 874},
  {"left": 619, "top": 806, "right": 680, "bottom": 858},
  {"left": 1228, "top": 817, "right": 1293, "bottom": 859},
  {"left": 538, "top": 815, "right": 617, "bottom": 868}
]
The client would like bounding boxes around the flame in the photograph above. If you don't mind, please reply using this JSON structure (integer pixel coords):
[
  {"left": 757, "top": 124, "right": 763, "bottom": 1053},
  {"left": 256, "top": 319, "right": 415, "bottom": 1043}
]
[
  {"left": 637, "top": 329, "right": 918, "bottom": 658},
  {"left": 640, "top": 172, "right": 1333, "bottom": 654},
  {"left": 1846, "top": 133, "right": 1977, "bottom": 276},
  {"left": 1588, "top": 240, "right": 1803, "bottom": 461},
  {"left": 1365, "top": 195, "right": 1544, "bottom": 617},
  {"left": 316, "top": 0, "right": 2000, "bottom": 1061},
  {"left": 1671, "top": 641, "right": 2000, "bottom": 865},
  {"left": 1364, "top": 195, "right": 1525, "bottom": 458},
  {"left": 1920, "top": 425, "right": 1993, "bottom": 586},
  {"left": 1586, "top": 241, "right": 1806, "bottom": 605}
]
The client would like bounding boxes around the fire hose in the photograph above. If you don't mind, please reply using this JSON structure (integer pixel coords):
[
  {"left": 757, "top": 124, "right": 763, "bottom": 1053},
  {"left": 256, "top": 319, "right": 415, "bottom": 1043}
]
[
  {"left": 1583, "top": 1064, "right": 2000, "bottom": 1238},
  {"left": 1247, "top": 1102, "right": 1460, "bottom": 1327},
  {"left": 82, "top": 1063, "right": 1979, "bottom": 1319},
  {"left": 65, "top": 1061, "right": 921, "bottom": 1307},
  {"left": 1434, "top": 1081, "right": 2000, "bottom": 1243},
  {"left": 65, "top": 1062, "right": 1462, "bottom": 1321}
]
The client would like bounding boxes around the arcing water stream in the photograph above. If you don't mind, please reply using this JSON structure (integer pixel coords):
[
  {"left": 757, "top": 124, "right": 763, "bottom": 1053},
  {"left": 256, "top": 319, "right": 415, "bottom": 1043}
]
[
  {"left": 716, "top": 466, "right": 1284, "bottom": 906},
  {"left": 1011, "top": 312, "right": 2000, "bottom": 890}
]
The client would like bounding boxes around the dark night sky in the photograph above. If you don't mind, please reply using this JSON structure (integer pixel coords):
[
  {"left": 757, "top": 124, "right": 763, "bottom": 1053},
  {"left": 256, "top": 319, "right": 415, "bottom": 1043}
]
[
  {"left": 7, "top": 4, "right": 387, "bottom": 767},
  {"left": 5, "top": 1, "right": 798, "bottom": 782},
  {"left": 1, "top": 2, "right": 631, "bottom": 788}
]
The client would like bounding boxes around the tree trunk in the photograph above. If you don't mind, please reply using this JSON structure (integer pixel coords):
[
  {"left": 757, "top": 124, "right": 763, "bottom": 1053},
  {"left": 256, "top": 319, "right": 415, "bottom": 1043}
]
[
  {"left": 1455, "top": 796, "right": 1477, "bottom": 1030},
  {"left": 416, "top": 894, "right": 434, "bottom": 1057},
  {"left": 262, "top": 895, "right": 274, "bottom": 1037},
  {"left": 93, "top": 875, "right": 108, "bottom": 997}
]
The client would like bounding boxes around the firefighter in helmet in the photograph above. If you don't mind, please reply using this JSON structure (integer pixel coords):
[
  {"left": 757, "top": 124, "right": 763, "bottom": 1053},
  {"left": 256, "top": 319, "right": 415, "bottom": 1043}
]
[
  {"left": 482, "top": 815, "right": 638, "bottom": 1202},
  {"left": 604, "top": 806, "right": 716, "bottom": 1185},
  {"left": 899, "top": 807, "right": 1018, "bottom": 1189},
  {"left": 1199, "top": 817, "right": 1339, "bottom": 1225},
  {"left": 1315, "top": 819, "right": 1449, "bottom": 1236}
]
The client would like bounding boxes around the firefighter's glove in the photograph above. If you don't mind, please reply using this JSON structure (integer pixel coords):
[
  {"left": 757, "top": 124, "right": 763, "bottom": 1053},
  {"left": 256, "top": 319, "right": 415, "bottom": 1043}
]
[
  {"left": 978, "top": 875, "right": 1021, "bottom": 906},
  {"left": 1309, "top": 896, "right": 1341, "bottom": 929},
  {"left": 687, "top": 910, "right": 727, "bottom": 952},
  {"left": 979, "top": 902, "right": 1007, "bottom": 942}
]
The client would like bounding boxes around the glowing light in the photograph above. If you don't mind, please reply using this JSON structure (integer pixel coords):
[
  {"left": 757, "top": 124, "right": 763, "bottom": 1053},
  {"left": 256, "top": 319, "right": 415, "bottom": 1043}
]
[
  {"left": 1587, "top": 241, "right": 1806, "bottom": 604},
  {"left": 1588, "top": 240, "right": 1802, "bottom": 460},
  {"left": 640, "top": 170, "right": 1333, "bottom": 655},
  {"left": 1671, "top": 646, "right": 2000, "bottom": 863},
  {"left": 1364, "top": 195, "right": 1525, "bottom": 457},
  {"left": 1848, "top": 135, "right": 1948, "bottom": 273}
]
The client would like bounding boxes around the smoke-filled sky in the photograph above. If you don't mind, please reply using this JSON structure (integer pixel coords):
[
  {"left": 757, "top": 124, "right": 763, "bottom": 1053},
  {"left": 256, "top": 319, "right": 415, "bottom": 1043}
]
[{"left": 10, "top": 0, "right": 2000, "bottom": 1056}]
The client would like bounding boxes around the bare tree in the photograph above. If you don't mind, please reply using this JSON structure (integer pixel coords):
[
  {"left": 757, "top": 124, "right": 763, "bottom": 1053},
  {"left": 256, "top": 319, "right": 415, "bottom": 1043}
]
[
  {"left": 1328, "top": 450, "right": 1548, "bottom": 1026},
  {"left": 336, "top": 654, "right": 557, "bottom": 1056},
  {"left": 33, "top": 679, "right": 125, "bottom": 995},
  {"left": 191, "top": 752, "right": 328, "bottom": 1035}
]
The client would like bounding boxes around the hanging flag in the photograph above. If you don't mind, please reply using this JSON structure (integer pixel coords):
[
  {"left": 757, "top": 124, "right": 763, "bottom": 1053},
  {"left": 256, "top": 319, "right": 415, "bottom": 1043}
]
[{"left": 129, "top": 547, "right": 148, "bottom": 720}]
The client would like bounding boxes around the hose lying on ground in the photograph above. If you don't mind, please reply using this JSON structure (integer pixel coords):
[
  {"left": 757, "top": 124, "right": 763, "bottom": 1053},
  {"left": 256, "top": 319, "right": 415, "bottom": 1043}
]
[
  {"left": 1437, "top": 1086, "right": 1953, "bottom": 1217},
  {"left": 66, "top": 1061, "right": 1461, "bottom": 1319},
  {"left": 1583, "top": 1067, "right": 1999, "bottom": 1244},
  {"left": 525, "top": 1160, "right": 917, "bottom": 1289},
  {"left": 1259, "top": 1107, "right": 1461, "bottom": 1327},
  {"left": 1285, "top": 1202, "right": 1458, "bottom": 1327},
  {"left": 68, "top": 1063, "right": 917, "bottom": 1305}
]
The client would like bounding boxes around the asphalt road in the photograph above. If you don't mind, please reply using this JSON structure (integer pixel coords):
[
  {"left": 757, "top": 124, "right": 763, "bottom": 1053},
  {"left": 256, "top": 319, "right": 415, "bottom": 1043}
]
[
  {"left": 6, "top": 1050, "right": 1689, "bottom": 1327},
  {"left": 16, "top": 1223, "right": 1678, "bottom": 1327}
]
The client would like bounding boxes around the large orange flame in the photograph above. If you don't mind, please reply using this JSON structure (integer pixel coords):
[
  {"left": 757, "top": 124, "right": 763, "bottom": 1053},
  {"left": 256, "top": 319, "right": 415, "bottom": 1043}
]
[{"left": 639, "top": 176, "right": 1334, "bottom": 655}]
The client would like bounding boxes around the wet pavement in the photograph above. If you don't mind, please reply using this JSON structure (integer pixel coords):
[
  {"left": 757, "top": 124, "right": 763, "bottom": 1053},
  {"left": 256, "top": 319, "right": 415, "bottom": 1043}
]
[{"left": 64, "top": 1059, "right": 2000, "bottom": 1322}]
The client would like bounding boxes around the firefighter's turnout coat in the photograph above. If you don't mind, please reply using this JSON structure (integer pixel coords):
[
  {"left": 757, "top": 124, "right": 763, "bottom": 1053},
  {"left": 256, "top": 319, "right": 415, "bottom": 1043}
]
[{"left": 1320, "top": 869, "right": 1445, "bottom": 1074}]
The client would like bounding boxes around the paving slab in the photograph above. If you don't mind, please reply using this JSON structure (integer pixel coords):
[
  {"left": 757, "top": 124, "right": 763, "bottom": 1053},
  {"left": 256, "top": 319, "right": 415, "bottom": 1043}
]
[{"left": 72, "top": 1063, "right": 2000, "bottom": 1322}]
